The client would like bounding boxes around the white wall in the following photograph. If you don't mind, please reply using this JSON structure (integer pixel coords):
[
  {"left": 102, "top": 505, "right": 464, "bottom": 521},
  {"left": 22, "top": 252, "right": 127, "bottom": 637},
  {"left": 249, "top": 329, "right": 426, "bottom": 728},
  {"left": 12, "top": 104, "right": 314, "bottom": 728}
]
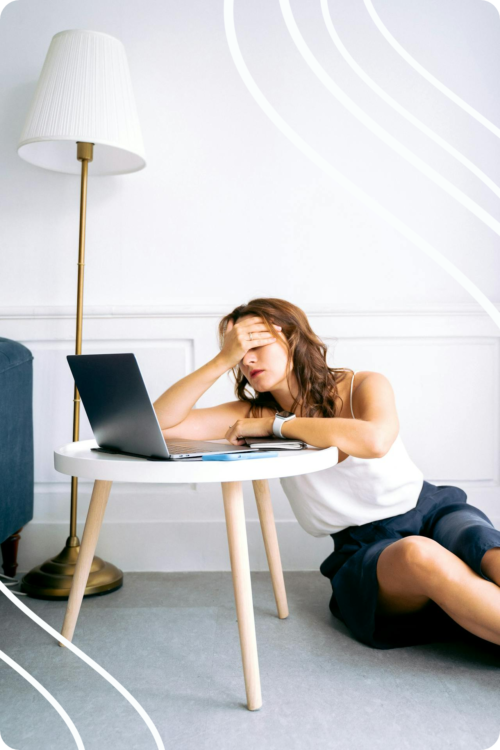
[{"left": 1, "top": 0, "right": 499, "bottom": 571}]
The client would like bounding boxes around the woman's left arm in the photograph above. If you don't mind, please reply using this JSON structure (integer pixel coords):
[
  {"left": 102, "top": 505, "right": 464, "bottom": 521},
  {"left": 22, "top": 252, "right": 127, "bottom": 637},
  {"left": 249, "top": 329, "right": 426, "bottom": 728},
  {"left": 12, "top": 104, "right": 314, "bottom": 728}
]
[
  {"left": 281, "top": 373, "right": 400, "bottom": 456},
  {"left": 225, "top": 373, "right": 400, "bottom": 457}
]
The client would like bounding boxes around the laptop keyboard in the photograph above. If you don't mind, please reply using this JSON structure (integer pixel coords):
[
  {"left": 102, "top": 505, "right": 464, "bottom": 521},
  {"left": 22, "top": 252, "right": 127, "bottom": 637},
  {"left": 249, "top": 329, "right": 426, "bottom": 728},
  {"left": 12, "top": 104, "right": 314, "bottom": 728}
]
[{"left": 165, "top": 440, "right": 244, "bottom": 454}]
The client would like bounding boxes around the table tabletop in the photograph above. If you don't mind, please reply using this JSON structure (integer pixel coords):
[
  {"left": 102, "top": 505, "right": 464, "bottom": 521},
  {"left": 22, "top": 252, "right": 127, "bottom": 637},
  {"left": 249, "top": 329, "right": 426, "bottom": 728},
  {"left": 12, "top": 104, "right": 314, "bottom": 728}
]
[{"left": 54, "top": 438, "right": 340, "bottom": 483}]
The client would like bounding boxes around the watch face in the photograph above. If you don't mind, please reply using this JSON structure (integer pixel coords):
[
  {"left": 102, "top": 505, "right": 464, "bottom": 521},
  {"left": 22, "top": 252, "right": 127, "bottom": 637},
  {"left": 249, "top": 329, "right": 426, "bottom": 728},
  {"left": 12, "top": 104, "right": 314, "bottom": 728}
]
[{"left": 277, "top": 410, "right": 295, "bottom": 418}]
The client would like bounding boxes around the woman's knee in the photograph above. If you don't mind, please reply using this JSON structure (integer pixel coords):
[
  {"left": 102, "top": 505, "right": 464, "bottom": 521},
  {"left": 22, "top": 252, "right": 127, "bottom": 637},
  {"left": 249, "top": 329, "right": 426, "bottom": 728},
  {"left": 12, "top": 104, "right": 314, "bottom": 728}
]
[
  {"left": 396, "top": 534, "right": 483, "bottom": 599},
  {"left": 381, "top": 536, "right": 451, "bottom": 590},
  {"left": 398, "top": 535, "right": 447, "bottom": 569},
  {"left": 375, "top": 537, "right": 437, "bottom": 614},
  {"left": 376, "top": 529, "right": 488, "bottom": 616}
]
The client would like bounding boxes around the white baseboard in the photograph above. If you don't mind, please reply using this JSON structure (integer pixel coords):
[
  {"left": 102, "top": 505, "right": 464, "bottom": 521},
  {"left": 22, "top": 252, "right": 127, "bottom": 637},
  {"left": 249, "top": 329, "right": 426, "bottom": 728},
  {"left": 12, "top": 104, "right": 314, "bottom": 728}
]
[{"left": 16, "top": 519, "right": 335, "bottom": 573}]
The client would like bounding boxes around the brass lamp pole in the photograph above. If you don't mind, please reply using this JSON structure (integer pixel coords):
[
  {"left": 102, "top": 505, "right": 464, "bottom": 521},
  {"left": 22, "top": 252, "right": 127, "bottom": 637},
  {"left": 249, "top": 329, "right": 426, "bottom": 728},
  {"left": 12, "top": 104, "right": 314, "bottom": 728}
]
[
  {"left": 20, "top": 143, "right": 123, "bottom": 599},
  {"left": 17, "top": 29, "right": 146, "bottom": 599}
]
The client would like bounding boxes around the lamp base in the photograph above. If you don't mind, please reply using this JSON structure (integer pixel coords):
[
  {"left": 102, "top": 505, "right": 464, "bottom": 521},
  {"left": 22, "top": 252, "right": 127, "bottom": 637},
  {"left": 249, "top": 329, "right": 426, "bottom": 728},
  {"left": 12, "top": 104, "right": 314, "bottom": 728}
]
[{"left": 20, "top": 535, "right": 123, "bottom": 600}]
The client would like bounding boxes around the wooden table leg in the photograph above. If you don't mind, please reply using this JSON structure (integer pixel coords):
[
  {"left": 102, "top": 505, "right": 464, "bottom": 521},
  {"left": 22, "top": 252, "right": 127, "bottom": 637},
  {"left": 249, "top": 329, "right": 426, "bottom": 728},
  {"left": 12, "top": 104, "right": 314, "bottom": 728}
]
[
  {"left": 252, "top": 479, "right": 289, "bottom": 620},
  {"left": 221, "top": 480, "right": 262, "bottom": 711},
  {"left": 58, "top": 479, "right": 113, "bottom": 647}
]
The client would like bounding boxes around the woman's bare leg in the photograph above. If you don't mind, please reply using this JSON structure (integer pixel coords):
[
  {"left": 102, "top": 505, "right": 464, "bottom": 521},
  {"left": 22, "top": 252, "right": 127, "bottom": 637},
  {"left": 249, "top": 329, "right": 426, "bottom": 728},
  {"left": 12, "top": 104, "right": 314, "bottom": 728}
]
[
  {"left": 479, "top": 546, "right": 500, "bottom": 585},
  {"left": 376, "top": 536, "right": 500, "bottom": 645}
]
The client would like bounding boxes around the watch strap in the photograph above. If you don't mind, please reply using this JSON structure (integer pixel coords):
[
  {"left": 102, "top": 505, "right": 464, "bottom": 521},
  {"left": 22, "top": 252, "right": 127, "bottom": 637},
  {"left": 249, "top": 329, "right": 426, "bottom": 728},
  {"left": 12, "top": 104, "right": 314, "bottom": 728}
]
[
  {"left": 272, "top": 412, "right": 296, "bottom": 438},
  {"left": 272, "top": 415, "right": 284, "bottom": 438}
]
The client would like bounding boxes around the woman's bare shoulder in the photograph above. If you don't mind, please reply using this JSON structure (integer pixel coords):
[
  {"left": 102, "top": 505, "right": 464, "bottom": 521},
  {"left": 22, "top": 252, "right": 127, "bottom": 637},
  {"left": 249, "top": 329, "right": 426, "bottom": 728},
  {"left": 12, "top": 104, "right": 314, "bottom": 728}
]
[
  {"left": 336, "top": 369, "right": 376, "bottom": 393},
  {"left": 350, "top": 370, "right": 400, "bottom": 447},
  {"left": 352, "top": 370, "right": 394, "bottom": 393},
  {"left": 349, "top": 371, "right": 393, "bottom": 404},
  {"left": 353, "top": 370, "right": 378, "bottom": 386},
  {"left": 355, "top": 370, "right": 389, "bottom": 381}
]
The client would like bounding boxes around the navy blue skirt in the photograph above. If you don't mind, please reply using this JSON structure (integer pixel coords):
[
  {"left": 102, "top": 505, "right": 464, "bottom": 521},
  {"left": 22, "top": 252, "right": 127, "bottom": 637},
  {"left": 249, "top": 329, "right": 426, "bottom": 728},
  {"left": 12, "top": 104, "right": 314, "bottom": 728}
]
[{"left": 319, "top": 480, "right": 500, "bottom": 649}]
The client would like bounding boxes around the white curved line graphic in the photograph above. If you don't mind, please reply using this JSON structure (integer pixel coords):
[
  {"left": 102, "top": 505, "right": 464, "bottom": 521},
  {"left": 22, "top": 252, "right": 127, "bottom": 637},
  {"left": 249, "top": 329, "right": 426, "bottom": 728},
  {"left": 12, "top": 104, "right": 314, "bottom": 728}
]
[
  {"left": 0, "top": 650, "right": 84, "bottom": 749},
  {"left": 223, "top": 0, "right": 500, "bottom": 330},
  {"left": 0, "top": 732, "right": 19, "bottom": 750},
  {"left": 364, "top": 0, "right": 500, "bottom": 139},
  {"left": 0, "top": 581, "right": 165, "bottom": 750},
  {"left": 320, "top": 0, "right": 500, "bottom": 199},
  {"left": 279, "top": 0, "right": 500, "bottom": 238}
]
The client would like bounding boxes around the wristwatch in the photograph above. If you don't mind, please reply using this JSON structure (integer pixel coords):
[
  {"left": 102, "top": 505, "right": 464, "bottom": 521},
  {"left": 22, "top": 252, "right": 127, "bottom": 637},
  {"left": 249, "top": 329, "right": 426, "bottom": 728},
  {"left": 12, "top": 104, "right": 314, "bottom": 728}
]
[{"left": 272, "top": 410, "right": 296, "bottom": 438}]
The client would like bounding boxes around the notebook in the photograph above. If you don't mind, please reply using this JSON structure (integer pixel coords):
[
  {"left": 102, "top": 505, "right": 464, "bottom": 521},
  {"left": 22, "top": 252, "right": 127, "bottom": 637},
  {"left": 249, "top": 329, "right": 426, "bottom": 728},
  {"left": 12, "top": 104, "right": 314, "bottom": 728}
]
[{"left": 243, "top": 437, "right": 306, "bottom": 450}]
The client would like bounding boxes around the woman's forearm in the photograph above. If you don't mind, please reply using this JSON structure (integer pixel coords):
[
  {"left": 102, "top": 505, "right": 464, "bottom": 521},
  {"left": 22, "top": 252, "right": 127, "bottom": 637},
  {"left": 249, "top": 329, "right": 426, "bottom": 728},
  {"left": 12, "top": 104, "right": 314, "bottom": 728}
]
[
  {"left": 280, "top": 416, "right": 381, "bottom": 457},
  {"left": 153, "top": 353, "right": 231, "bottom": 429}
]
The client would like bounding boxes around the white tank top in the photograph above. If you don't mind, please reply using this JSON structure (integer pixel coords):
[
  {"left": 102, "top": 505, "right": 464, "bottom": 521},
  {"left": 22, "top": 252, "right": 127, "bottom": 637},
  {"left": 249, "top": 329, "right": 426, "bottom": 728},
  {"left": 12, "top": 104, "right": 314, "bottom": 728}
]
[{"left": 279, "top": 371, "right": 424, "bottom": 539}]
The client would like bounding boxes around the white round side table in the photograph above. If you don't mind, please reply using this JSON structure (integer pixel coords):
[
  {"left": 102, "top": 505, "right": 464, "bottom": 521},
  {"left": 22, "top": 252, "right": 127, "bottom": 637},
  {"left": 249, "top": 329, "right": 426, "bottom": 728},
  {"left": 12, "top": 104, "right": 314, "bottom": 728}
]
[{"left": 54, "top": 438, "right": 339, "bottom": 711}]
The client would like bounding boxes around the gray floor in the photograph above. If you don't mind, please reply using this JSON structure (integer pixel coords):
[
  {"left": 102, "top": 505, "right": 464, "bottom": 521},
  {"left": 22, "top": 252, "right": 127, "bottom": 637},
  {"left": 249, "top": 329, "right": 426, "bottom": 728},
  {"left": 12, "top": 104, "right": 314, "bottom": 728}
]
[{"left": 1, "top": 571, "right": 500, "bottom": 750}]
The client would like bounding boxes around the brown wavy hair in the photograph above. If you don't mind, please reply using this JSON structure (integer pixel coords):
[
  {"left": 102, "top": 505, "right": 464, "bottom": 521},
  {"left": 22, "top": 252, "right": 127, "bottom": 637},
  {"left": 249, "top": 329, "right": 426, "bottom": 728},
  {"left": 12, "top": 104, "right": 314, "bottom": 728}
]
[{"left": 217, "top": 297, "right": 352, "bottom": 419}]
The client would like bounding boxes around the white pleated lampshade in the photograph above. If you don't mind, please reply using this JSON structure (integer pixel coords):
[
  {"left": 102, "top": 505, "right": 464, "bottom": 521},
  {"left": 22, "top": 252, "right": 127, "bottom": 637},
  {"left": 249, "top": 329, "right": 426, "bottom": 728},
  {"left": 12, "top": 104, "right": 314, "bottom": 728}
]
[{"left": 17, "top": 29, "right": 146, "bottom": 175}]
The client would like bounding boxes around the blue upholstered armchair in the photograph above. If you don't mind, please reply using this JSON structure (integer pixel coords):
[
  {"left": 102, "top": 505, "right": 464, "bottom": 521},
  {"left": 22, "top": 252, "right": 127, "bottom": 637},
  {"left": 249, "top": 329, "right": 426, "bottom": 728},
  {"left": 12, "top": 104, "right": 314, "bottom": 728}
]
[{"left": 0, "top": 337, "right": 34, "bottom": 578}]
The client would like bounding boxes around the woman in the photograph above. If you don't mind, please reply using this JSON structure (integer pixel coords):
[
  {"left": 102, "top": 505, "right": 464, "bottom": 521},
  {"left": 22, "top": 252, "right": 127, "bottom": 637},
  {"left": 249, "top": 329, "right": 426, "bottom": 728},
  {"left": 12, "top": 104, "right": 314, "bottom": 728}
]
[{"left": 153, "top": 297, "right": 500, "bottom": 650}]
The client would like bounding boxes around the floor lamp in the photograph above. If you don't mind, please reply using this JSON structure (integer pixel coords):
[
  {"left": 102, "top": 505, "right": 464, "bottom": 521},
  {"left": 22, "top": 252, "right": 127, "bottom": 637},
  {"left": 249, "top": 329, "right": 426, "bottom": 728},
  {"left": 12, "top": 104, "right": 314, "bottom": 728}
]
[{"left": 16, "top": 29, "right": 147, "bottom": 599}]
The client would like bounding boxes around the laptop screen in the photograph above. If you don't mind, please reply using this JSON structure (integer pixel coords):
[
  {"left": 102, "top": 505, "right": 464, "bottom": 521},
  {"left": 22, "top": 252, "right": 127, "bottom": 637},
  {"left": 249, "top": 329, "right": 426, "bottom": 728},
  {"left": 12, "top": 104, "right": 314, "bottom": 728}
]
[{"left": 67, "top": 353, "right": 170, "bottom": 459}]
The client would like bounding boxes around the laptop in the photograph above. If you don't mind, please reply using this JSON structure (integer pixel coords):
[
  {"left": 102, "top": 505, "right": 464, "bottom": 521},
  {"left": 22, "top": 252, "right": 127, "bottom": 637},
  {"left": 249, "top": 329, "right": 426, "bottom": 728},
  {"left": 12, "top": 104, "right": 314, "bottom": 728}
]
[{"left": 66, "top": 353, "right": 264, "bottom": 461}]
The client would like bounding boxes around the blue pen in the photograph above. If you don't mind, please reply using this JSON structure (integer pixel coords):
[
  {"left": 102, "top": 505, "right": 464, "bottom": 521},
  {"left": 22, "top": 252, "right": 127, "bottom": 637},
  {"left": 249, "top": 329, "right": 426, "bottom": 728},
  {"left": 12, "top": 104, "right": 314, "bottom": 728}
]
[{"left": 202, "top": 451, "right": 280, "bottom": 461}]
